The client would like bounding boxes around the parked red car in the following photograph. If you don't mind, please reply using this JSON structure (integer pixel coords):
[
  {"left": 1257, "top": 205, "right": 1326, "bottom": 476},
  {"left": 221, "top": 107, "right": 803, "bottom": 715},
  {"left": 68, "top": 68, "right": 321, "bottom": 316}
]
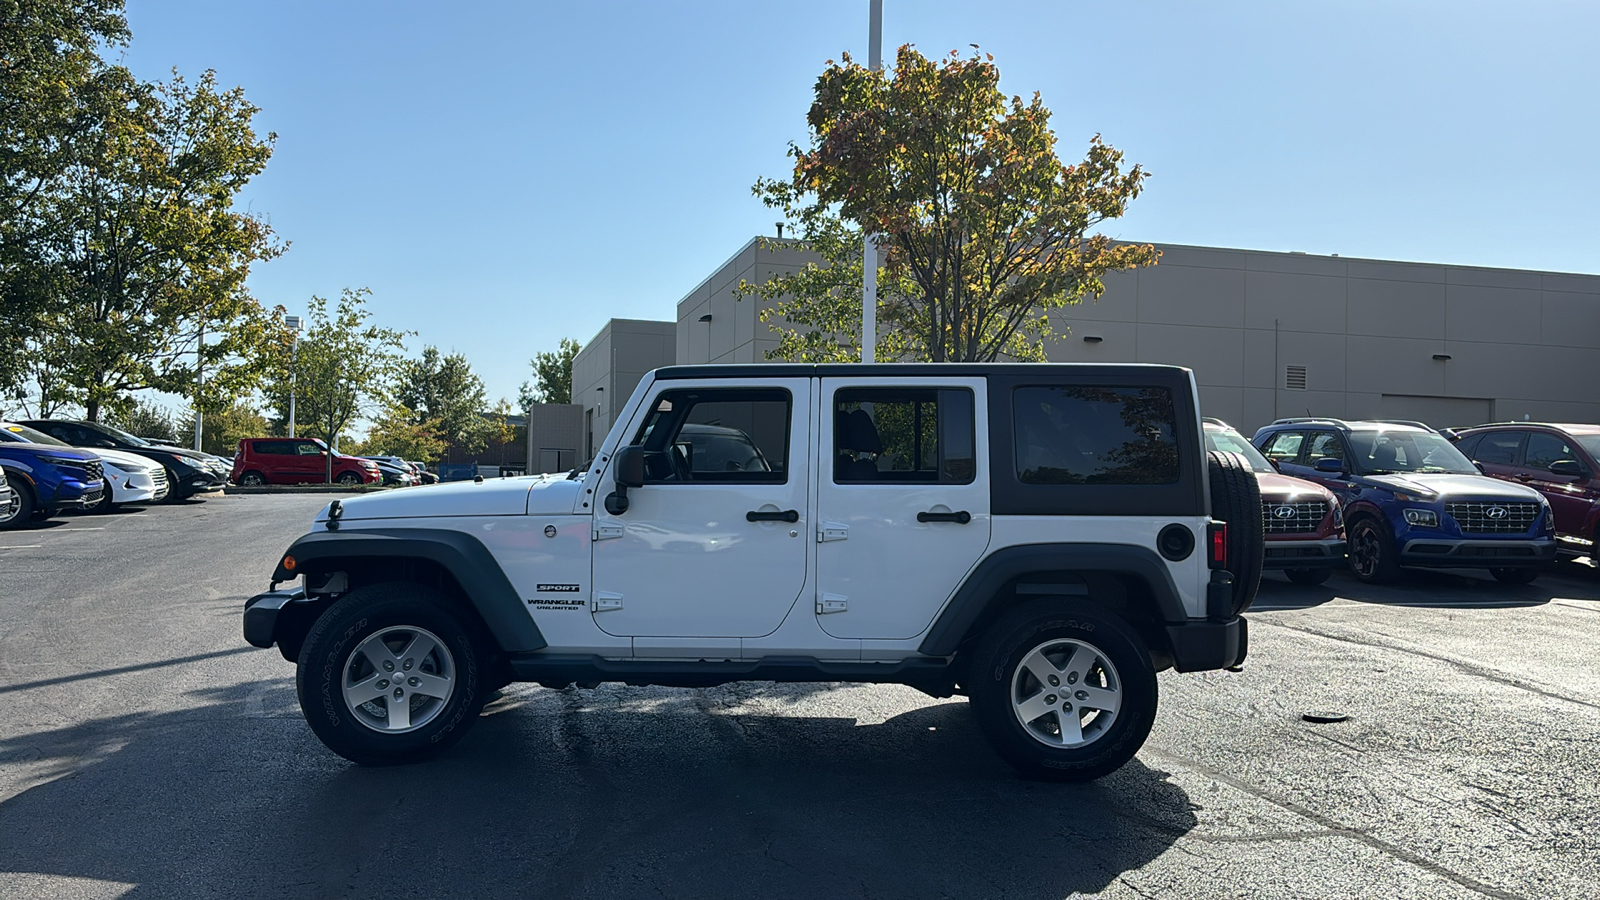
[
  {"left": 1205, "top": 418, "right": 1347, "bottom": 585},
  {"left": 1450, "top": 423, "right": 1600, "bottom": 561},
  {"left": 232, "top": 438, "right": 381, "bottom": 486}
]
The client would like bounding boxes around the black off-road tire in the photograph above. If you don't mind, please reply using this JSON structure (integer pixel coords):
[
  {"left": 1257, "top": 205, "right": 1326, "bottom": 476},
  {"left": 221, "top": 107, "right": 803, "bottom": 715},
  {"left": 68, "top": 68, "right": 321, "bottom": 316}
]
[
  {"left": 296, "top": 582, "right": 486, "bottom": 765},
  {"left": 1489, "top": 567, "right": 1540, "bottom": 584},
  {"left": 1208, "top": 450, "right": 1264, "bottom": 614},
  {"left": 1348, "top": 517, "right": 1401, "bottom": 584},
  {"left": 968, "top": 599, "right": 1158, "bottom": 783},
  {"left": 1286, "top": 568, "right": 1332, "bottom": 586},
  {"left": 0, "top": 480, "right": 35, "bottom": 529}
]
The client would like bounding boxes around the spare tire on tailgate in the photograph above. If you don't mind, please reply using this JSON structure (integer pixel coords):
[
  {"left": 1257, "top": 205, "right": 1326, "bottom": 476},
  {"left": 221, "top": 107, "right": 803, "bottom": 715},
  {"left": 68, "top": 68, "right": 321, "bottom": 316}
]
[{"left": 1207, "top": 450, "right": 1264, "bottom": 615}]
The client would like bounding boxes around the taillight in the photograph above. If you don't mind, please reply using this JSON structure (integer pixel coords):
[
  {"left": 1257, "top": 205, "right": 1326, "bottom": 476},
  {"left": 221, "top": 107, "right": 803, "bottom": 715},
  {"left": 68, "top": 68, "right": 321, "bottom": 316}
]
[{"left": 1207, "top": 522, "right": 1229, "bottom": 569}]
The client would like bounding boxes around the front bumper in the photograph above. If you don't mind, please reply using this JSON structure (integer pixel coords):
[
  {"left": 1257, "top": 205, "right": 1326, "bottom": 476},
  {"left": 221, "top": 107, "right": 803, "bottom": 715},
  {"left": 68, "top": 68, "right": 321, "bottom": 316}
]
[
  {"left": 173, "top": 469, "right": 229, "bottom": 496},
  {"left": 243, "top": 588, "right": 305, "bottom": 648},
  {"left": 1262, "top": 536, "right": 1347, "bottom": 569},
  {"left": 1166, "top": 616, "right": 1248, "bottom": 672},
  {"left": 1399, "top": 538, "right": 1558, "bottom": 568}
]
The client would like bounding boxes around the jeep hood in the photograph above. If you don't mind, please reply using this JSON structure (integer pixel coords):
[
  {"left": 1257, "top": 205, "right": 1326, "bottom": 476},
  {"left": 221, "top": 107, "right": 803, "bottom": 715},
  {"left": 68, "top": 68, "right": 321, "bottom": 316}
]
[
  {"left": 313, "top": 474, "right": 583, "bottom": 522},
  {"left": 1362, "top": 473, "right": 1545, "bottom": 501}
]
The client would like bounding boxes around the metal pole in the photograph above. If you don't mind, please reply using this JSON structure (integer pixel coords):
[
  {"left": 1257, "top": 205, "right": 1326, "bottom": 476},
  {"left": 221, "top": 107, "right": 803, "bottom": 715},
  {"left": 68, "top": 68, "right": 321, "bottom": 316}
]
[
  {"left": 288, "top": 331, "right": 298, "bottom": 438},
  {"left": 194, "top": 324, "right": 204, "bottom": 451},
  {"left": 861, "top": 0, "right": 883, "bottom": 364}
]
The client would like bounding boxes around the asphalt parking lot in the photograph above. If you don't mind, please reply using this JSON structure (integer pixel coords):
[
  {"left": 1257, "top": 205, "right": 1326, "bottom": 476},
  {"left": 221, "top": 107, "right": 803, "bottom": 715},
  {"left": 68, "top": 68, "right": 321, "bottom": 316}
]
[{"left": 1, "top": 495, "right": 1597, "bottom": 899}]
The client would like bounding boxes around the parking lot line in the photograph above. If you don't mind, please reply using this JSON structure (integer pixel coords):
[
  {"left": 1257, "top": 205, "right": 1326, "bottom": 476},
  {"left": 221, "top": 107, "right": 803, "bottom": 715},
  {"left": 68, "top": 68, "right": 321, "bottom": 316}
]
[{"left": 0, "top": 545, "right": 42, "bottom": 550}]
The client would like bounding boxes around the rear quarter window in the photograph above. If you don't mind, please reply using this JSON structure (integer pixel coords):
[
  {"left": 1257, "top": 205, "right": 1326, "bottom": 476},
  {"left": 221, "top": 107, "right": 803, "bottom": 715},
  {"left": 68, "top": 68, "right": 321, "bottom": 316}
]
[{"left": 1012, "top": 386, "right": 1179, "bottom": 485}]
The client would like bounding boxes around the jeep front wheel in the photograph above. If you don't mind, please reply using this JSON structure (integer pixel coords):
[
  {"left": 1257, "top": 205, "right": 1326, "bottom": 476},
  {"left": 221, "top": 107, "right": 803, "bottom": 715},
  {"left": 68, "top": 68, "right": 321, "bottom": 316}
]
[
  {"left": 296, "top": 583, "right": 485, "bottom": 765},
  {"left": 968, "top": 599, "right": 1158, "bottom": 782}
]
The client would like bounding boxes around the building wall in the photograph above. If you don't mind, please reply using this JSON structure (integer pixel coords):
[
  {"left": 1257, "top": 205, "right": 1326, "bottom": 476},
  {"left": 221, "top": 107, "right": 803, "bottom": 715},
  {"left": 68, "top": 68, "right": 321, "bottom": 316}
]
[
  {"left": 675, "top": 238, "right": 1600, "bottom": 434},
  {"left": 571, "top": 318, "right": 676, "bottom": 457},
  {"left": 524, "top": 403, "right": 584, "bottom": 474}
]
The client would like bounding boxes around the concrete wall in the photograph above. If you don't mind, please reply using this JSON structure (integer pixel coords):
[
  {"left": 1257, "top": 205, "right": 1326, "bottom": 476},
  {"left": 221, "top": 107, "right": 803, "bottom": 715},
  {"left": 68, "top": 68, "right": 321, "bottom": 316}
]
[
  {"left": 1041, "top": 244, "right": 1600, "bottom": 431},
  {"left": 523, "top": 403, "right": 584, "bottom": 474},
  {"left": 571, "top": 318, "right": 676, "bottom": 457},
  {"left": 676, "top": 238, "right": 821, "bottom": 365}
]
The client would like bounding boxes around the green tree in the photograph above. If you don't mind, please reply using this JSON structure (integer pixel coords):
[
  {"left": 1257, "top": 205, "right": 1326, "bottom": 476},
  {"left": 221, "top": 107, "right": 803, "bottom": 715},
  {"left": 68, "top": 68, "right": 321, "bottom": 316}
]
[
  {"left": 0, "top": 0, "right": 129, "bottom": 397},
  {"left": 483, "top": 398, "right": 520, "bottom": 468},
  {"left": 262, "top": 289, "right": 409, "bottom": 482},
  {"left": 517, "top": 337, "right": 581, "bottom": 407},
  {"left": 9, "top": 66, "right": 285, "bottom": 420},
  {"left": 105, "top": 398, "right": 177, "bottom": 443},
  {"left": 351, "top": 402, "right": 447, "bottom": 463},
  {"left": 174, "top": 398, "right": 267, "bottom": 456},
  {"left": 394, "top": 346, "right": 489, "bottom": 452},
  {"left": 749, "top": 46, "right": 1157, "bottom": 363}
]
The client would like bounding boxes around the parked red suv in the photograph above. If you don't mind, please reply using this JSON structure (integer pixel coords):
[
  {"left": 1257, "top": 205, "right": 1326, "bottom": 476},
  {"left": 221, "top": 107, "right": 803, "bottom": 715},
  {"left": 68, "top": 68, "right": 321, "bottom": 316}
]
[
  {"left": 232, "top": 438, "right": 381, "bottom": 486},
  {"left": 1450, "top": 423, "right": 1600, "bottom": 561},
  {"left": 1205, "top": 419, "right": 1347, "bottom": 585}
]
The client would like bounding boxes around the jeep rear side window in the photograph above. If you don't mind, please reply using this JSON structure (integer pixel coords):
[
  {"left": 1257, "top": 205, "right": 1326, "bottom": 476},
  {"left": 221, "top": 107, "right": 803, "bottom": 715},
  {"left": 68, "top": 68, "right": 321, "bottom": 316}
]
[
  {"left": 632, "top": 389, "right": 790, "bottom": 484},
  {"left": 834, "top": 388, "right": 975, "bottom": 484},
  {"left": 1013, "top": 386, "right": 1178, "bottom": 485}
]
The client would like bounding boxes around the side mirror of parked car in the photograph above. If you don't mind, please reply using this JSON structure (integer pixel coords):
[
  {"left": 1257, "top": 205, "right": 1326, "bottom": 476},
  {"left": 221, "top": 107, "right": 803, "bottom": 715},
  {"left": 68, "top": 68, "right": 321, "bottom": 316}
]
[
  {"left": 1313, "top": 457, "right": 1344, "bottom": 474},
  {"left": 1549, "top": 460, "right": 1585, "bottom": 477},
  {"left": 604, "top": 444, "right": 646, "bottom": 515}
]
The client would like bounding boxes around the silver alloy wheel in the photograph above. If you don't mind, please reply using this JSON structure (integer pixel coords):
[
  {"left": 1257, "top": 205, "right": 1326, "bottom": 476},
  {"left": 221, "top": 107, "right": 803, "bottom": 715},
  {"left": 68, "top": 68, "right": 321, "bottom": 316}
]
[
  {"left": 1010, "top": 637, "right": 1122, "bottom": 749},
  {"left": 337, "top": 472, "right": 361, "bottom": 486},
  {"left": 240, "top": 472, "right": 265, "bottom": 486},
  {"left": 1, "top": 491, "right": 19, "bottom": 523},
  {"left": 342, "top": 625, "right": 456, "bottom": 733}
]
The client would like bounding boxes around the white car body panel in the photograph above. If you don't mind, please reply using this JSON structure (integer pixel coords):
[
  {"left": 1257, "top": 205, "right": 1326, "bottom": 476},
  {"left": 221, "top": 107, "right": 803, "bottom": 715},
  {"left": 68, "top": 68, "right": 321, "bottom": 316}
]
[{"left": 95, "top": 448, "right": 162, "bottom": 504}]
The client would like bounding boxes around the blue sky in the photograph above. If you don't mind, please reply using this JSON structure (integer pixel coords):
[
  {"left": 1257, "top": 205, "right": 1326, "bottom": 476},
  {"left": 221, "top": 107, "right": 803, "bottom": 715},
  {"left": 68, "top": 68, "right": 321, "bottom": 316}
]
[{"left": 120, "top": 0, "right": 1600, "bottom": 404}]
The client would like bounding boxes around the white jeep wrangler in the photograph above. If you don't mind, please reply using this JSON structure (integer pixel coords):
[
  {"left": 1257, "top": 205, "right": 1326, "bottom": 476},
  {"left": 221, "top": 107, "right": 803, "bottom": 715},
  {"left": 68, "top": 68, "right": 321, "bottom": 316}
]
[{"left": 245, "top": 364, "right": 1262, "bottom": 781}]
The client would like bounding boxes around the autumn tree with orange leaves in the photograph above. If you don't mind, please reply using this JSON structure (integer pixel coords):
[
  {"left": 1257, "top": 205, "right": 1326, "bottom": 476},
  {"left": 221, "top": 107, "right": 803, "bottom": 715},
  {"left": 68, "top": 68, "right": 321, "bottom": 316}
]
[{"left": 747, "top": 46, "right": 1157, "bottom": 363}]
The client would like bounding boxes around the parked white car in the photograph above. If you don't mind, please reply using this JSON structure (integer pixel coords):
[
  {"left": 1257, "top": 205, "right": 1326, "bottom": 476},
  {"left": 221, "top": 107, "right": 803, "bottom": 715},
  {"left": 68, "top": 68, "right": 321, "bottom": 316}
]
[{"left": 92, "top": 447, "right": 170, "bottom": 511}]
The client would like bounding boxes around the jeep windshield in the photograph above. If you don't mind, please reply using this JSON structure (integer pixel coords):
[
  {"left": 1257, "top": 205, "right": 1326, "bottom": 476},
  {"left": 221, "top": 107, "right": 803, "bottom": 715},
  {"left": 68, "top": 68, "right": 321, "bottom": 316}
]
[
  {"left": 1346, "top": 430, "right": 1476, "bottom": 476},
  {"left": 1204, "top": 429, "right": 1274, "bottom": 474}
]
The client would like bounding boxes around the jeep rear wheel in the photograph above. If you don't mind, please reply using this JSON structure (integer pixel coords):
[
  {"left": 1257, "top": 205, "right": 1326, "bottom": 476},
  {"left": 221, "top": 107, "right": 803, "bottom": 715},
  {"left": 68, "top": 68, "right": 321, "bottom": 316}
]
[
  {"left": 968, "top": 599, "right": 1157, "bottom": 782},
  {"left": 296, "top": 582, "right": 485, "bottom": 765},
  {"left": 1207, "top": 450, "right": 1264, "bottom": 615}
]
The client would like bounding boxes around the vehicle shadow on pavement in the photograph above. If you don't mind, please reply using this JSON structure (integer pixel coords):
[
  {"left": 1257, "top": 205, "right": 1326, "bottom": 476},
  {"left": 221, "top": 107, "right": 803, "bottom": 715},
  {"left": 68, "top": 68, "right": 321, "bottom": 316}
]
[
  {"left": 0, "top": 681, "right": 1196, "bottom": 899},
  {"left": 1250, "top": 563, "right": 1599, "bottom": 612}
]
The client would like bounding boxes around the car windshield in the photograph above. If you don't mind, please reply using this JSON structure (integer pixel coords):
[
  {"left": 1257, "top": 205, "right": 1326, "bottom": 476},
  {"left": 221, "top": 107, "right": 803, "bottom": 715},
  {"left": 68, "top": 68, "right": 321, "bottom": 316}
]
[
  {"left": 1, "top": 423, "right": 74, "bottom": 447},
  {"left": 1574, "top": 434, "right": 1600, "bottom": 460},
  {"left": 1347, "top": 430, "right": 1476, "bottom": 475},
  {"left": 1204, "top": 429, "right": 1274, "bottom": 474}
]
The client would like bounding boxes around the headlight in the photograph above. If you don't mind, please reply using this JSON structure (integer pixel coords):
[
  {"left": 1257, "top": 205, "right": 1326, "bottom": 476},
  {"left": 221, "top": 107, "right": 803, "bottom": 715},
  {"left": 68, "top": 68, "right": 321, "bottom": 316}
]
[
  {"left": 1331, "top": 502, "right": 1343, "bottom": 528},
  {"left": 1403, "top": 509, "right": 1438, "bottom": 527},
  {"left": 1544, "top": 504, "right": 1555, "bottom": 531}
]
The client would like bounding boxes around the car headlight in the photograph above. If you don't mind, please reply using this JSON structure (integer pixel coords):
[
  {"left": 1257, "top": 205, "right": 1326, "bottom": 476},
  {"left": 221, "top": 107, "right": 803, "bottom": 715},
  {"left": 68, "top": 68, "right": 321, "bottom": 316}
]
[
  {"left": 1544, "top": 504, "right": 1555, "bottom": 531},
  {"left": 1403, "top": 508, "right": 1438, "bottom": 527},
  {"left": 1331, "top": 502, "right": 1343, "bottom": 529}
]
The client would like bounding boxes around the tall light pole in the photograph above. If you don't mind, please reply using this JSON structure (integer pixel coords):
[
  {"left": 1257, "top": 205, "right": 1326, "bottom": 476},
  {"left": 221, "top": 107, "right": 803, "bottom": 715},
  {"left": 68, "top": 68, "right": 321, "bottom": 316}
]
[
  {"left": 285, "top": 315, "right": 303, "bottom": 438},
  {"left": 193, "top": 325, "right": 204, "bottom": 451},
  {"left": 861, "top": 0, "right": 883, "bottom": 363}
]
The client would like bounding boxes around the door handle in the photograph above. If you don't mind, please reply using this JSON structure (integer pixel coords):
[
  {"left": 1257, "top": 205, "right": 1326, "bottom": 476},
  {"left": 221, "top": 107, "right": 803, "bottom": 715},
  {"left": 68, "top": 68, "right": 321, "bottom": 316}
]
[
  {"left": 917, "top": 510, "right": 972, "bottom": 524},
  {"left": 747, "top": 509, "right": 800, "bottom": 523}
]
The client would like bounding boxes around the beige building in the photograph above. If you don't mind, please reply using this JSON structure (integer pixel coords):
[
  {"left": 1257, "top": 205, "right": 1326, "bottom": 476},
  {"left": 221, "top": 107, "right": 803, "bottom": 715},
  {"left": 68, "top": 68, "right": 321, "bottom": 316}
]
[
  {"left": 672, "top": 238, "right": 1600, "bottom": 433},
  {"left": 570, "top": 237, "right": 1600, "bottom": 454}
]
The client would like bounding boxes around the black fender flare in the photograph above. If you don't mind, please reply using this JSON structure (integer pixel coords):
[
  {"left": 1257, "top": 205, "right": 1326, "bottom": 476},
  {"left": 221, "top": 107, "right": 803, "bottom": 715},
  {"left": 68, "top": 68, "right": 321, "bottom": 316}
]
[
  {"left": 918, "top": 543, "right": 1190, "bottom": 656},
  {"left": 270, "top": 528, "right": 546, "bottom": 652}
]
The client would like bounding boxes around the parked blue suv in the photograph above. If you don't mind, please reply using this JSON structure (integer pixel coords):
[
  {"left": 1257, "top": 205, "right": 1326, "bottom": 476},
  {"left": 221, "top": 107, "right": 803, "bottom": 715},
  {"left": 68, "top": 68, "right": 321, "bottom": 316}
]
[
  {"left": 1251, "top": 419, "right": 1556, "bottom": 584},
  {"left": 0, "top": 422, "right": 106, "bottom": 528}
]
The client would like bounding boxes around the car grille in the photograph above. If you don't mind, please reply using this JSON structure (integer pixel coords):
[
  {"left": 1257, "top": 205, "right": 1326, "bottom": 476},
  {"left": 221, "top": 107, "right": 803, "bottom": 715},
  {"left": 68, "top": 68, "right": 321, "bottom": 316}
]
[
  {"left": 1261, "top": 499, "right": 1328, "bottom": 534},
  {"left": 60, "top": 459, "right": 103, "bottom": 482},
  {"left": 150, "top": 466, "right": 170, "bottom": 497},
  {"left": 1446, "top": 501, "right": 1540, "bottom": 534}
]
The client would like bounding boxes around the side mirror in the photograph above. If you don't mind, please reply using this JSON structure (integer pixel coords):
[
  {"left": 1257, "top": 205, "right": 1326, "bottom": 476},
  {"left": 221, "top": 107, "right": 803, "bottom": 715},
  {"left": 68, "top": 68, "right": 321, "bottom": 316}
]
[
  {"left": 1314, "top": 457, "right": 1344, "bottom": 474},
  {"left": 604, "top": 445, "right": 645, "bottom": 515},
  {"left": 1549, "top": 460, "right": 1584, "bottom": 477}
]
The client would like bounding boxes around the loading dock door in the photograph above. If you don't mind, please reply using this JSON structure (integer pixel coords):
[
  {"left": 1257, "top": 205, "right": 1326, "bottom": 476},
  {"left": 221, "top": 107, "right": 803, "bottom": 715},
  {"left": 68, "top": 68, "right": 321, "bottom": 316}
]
[{"left": 1379, "top": 395, "right": 1493, "bottom": 429}]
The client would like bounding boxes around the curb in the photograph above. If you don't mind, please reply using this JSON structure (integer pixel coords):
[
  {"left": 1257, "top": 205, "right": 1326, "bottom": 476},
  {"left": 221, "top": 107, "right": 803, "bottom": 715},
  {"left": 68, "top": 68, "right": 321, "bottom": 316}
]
[{"left": 221, "top": 485, "right": 397, "bottom": 495}]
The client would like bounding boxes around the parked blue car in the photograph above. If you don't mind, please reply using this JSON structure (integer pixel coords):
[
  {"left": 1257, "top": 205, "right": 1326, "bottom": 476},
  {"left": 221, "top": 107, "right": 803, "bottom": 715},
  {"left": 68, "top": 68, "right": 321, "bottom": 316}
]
[
  {"left": 0, "top": 421, "right": 106, "bottom": 528},
  {"left": 1252, "top": 418, "right": 1556, "bottom": 584}
]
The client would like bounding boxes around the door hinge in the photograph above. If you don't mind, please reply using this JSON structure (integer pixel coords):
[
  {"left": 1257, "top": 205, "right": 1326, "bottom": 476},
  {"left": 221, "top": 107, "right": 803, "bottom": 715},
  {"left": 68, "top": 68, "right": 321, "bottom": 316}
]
[
  {"left": 817, "top": 593, "right": 848, "bottom": 614},
  {"left": 593, "top": 524, "right": 624, "bottom": 541},
  {"left": 817, "top": 523, "right": 849, "bottom": 543},
  {"left": 593, "top": 592, "right": 623, "bottom": 612}
]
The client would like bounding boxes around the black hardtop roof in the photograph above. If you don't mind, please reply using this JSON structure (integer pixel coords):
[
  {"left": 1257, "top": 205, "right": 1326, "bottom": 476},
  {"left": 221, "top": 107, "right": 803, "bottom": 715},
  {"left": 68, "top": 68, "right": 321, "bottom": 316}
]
[{"left": 652, "top": 362, "right": 1195, "bottom": 380}]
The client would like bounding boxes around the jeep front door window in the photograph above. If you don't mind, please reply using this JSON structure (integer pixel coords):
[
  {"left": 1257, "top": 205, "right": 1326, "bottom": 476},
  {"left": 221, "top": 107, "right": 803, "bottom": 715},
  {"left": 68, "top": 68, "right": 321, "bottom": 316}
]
[{"left": 590, "top": 381, "right": 812, "bottom": 642}]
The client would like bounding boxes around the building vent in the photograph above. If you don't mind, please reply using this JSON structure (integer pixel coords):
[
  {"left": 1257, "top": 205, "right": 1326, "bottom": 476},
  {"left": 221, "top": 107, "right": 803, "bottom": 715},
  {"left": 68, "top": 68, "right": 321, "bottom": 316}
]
[{"left": 1286, "top": 365, "right": 1307, "bottom": 390}]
